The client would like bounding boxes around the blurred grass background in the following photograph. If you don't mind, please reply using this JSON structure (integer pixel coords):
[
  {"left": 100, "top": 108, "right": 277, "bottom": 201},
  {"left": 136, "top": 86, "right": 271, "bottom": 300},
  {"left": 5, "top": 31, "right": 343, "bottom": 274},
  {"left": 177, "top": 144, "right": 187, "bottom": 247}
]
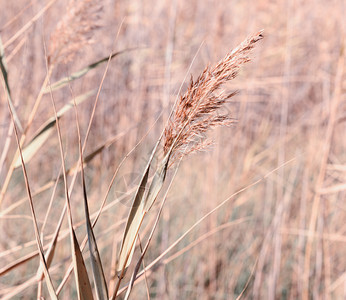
[{"left": 0, "top": 0, "right": 345, "bottom": 299}]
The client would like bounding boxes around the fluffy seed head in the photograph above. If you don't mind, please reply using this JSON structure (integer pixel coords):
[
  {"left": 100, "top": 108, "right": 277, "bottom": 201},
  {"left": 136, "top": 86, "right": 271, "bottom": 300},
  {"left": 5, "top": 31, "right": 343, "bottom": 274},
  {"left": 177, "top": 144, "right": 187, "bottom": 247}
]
[
  {"left": 164, "top": 31, "right": 263, "bottom": 162},
  {"left": 48, "top": 0, "right": 102, "bottom": 65}
]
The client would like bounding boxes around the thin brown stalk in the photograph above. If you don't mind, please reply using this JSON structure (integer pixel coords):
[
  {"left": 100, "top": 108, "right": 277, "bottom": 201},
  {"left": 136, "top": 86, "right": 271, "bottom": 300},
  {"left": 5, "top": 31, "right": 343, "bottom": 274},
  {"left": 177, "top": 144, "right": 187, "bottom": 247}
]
[
  {"left": 138, "top": 235, "right": 151, "bottom": 300},
  {"left": 6, "top": 89, "right": 57, "bottom": 300},
  {"left": 0, "top": 67, "right": 53, "bottom": 208}
]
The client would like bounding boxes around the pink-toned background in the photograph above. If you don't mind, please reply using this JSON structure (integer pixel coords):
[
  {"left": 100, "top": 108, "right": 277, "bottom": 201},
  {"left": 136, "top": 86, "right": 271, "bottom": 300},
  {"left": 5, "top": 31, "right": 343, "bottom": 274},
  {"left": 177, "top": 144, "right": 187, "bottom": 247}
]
[{"left": 0, "top": 0, "right": 345, "bottom": 298}]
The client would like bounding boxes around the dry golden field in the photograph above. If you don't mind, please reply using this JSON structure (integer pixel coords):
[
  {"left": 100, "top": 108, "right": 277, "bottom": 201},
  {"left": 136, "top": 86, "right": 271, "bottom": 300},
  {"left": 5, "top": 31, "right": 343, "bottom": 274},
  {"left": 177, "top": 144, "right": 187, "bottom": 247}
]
[{"left": 0, "top": 0, "right": 345, "bottom": 299}]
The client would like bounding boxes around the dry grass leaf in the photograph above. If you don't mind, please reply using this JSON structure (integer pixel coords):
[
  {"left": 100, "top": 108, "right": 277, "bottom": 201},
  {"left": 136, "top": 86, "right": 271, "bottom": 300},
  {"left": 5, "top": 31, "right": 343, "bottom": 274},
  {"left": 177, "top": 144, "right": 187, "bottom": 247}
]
[
  {"left": 75, "top": 100, "right": 108, "bottom": 299},
  {"left": 72, "top": 231, "right": 94, "bottom": 300},
  {"left": 44, "top": 49, "right": 135, "bottom": 93},
  {"left": 0, "top": 37, "right": 23, "bottom": 132},
  {"left": 116, "top": 139, "right": 163, "bottom": 276},
  {"left": 116, "top": 167, "right": 149, "bottom": 274},
  {"left": 143, "top": 151, "right": 170, "bottom": 212}
]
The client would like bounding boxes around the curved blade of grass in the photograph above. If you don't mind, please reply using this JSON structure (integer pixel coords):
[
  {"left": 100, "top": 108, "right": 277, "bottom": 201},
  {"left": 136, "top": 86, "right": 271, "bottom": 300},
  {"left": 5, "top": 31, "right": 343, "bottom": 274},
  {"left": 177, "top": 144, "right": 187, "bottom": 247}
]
[
  {"left": 0, "top": 36, "right": 23, "bottom": 132},
  {"left": 116, "top": 169, "right": 148, "bottom": 274},
  {"left": 13, "top": 89, "right": 95, "bottom": 168},
  {"left": 43, "top": 48, "right": 137, "bottom": 93},
  {"left": 117, "top": 152, "right": 173, "bottom": 299},
  {"left": 116, "top": 139, "right": 162, "bottom": 275},
  {"left": 124, "top": 157, "right": 179, "bottom": 300},
  {"left": 71, "top": 231, "right": 94, "bottom": 300},
  {"left": 74, "top": 98, "right": 108, "bottom": 300},
  {"left": 82, "top": 177, "right": 108, "bottom": 300},
  {"left": 143, "top": 152, "right": 170, "bottom": 212},
  {"left": 45, "top": 54, "right": 93, "bottom": 299}
]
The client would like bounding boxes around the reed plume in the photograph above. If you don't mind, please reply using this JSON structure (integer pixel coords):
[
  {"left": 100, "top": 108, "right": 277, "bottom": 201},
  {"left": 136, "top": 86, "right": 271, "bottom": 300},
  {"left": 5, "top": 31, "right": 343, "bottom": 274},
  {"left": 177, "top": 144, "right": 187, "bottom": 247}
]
[
  {"left": 115, "top": 32, "right": 263, "bottom": 293},
  {"left": 164, "top": 30, "right": 263, "bottom": 162},
  {"left": 48, "top": 0, "right": 102, "bottom": 65}
]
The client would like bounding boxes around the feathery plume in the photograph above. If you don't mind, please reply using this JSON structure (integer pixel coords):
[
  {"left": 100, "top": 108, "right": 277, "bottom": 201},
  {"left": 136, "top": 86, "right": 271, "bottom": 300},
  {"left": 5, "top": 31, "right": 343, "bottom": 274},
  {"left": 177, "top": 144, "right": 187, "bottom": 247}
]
[
  {"left": 164, "top": 31, "right": 263, "bottom": 162},
  {"left": 48, "top": 0, "right": 102, "bottom": 65}
]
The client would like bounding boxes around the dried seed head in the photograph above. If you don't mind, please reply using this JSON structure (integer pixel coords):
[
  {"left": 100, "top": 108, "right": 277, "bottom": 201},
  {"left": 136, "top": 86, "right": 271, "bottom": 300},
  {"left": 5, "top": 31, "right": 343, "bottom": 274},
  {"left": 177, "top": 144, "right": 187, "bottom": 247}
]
[
  {"left": 48, "top": 0, "right": 102, "bottom": 65},
  {"left": 164, "top": 31, "right": 263, "bottom": 163}
]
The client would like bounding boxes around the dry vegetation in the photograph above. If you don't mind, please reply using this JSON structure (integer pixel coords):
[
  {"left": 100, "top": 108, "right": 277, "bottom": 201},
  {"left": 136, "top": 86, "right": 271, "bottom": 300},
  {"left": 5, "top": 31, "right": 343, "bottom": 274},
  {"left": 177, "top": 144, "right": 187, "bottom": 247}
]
[{"left": 0, "top": 0, "right": 345, "bottom": 299}]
